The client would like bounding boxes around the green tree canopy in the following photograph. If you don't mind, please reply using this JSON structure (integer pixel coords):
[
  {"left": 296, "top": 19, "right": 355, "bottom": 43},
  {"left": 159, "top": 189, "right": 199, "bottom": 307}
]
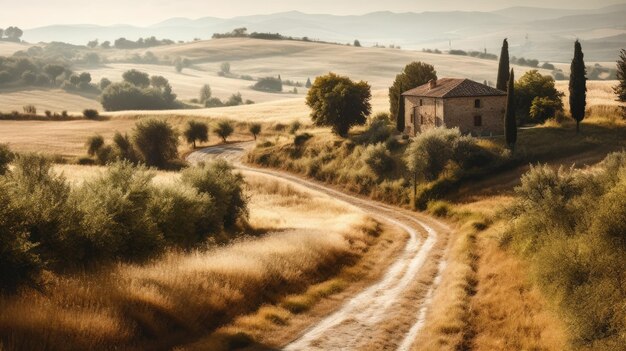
[
  {"left": 249, "top": 123, "right": 261, "bottom": 140},
  {"left": 214, "top": 121, "right": 234, "bottom": 143},
  {"left": 306, "top": 72, "right": 371, "bottom": 136},
  {"left": 123, "top": 69, "right": 150, "bottom": 87},
  {"left": 253, "top": 77, "right": 283, "bottom": 92},
  {"left": 44, "top": 64, "right": 65, "bottom": 82},
  {"left": 514, "top": 69, "right": 564, "bottom": 123},
  {"left": 150, "top": 75, "right": 168, "bottom": 89},
  {"left": 184, "top": 120, "right": 209, "bottom": 148},
  {"left": 132, "top": 119, "right": 179, "bottom": 168},
  {"left": 388, "top": 61, "right": 437, "bottom": 116}
]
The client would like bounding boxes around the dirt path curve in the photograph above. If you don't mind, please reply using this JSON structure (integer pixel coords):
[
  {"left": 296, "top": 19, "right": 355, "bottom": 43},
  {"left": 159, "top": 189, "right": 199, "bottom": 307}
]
[{"left": 187, "top": 142, "right": 451, "bottom": 351}]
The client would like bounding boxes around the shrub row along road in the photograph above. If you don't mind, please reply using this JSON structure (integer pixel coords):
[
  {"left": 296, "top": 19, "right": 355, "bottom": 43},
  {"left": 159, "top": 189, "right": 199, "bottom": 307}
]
[{"left": 187, "top": 142, "right": 452, "bottom": 350}]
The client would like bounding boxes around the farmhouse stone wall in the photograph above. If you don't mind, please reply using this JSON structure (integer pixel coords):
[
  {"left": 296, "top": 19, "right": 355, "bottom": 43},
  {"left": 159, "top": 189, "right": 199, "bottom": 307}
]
[
  {"left": 443, "top": 96, "right": 506, "bottom": 136},
  {"left": 404, "top": 96, "right": 444, "bottom": 135},
  {"left": 403, "top": 95, "right": 505, "bottom": 136}
]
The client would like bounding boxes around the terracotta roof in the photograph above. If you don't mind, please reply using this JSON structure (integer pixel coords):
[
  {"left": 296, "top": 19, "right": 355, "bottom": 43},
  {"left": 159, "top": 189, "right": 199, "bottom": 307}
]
[{"left": 402, "top": 78, "right": 506, "bottom": 98}]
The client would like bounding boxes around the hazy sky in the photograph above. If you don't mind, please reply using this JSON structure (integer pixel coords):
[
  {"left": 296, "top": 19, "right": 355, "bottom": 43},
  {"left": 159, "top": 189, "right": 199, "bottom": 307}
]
[{"left": 4, "top": 0, "right": 625, "bottom": 28}]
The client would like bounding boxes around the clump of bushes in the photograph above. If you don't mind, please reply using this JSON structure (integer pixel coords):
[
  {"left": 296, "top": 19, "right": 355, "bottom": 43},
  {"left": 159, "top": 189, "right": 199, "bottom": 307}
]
[
  {"left": 404, "top": 128, "right": 501, "bottom": 208},
  {"left": 100, "top": 70, "right": 180, "bottom": 111},
  {"left": 252, "top": 76, "right": 283, "bottom": 92},
  {"left": 0, "top": 108, "right": 76, "bottom": 121},
  {"left": 62, "top": 72, "right": 99, "bottom": 93},
  {"left": 0, "top": 151, "right": 248, "bottom": 292},
  {"left": 83, "top": 119, "right": 181, "bottom": 169},
  {"left": 356, "top": 117, "right": 394, "bottom": 145},
  {"left": 83, "top": 109, "right": 99, "bottom": 119},
  {"left": 203, "top": 92, "right": 253, "bottom": 108},
  {"left": 362, "top": 142, "right": 394, "bottom": 177},
  {"left": 249, "top": 124, "right": 502, "bottom": 208},
  {"left": 505, "top": 151, "right": 626, "bottom": 348}
]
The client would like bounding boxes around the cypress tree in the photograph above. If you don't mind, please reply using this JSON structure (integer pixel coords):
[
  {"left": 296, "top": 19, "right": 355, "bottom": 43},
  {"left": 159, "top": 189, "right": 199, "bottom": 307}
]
[
  {"left": 569, "top": 40, "right": 587, "bottom": 134},
  {"left": 505, "top": 69, "right": 517, "bottom": 151},
  {"left": 614, "top": 49, "right": 626, "bottom": 102},
  {"left": 396, "top": 85, "right": 405, "bottom": 133},
  {"left": 496, "top": 38, "right": 510, "bottom": 91}
]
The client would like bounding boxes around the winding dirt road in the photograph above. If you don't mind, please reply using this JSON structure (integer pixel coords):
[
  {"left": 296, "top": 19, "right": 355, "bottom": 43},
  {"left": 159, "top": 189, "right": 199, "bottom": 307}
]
[{"left": 187, "top": 142, "right": 451, "bottom": 351}]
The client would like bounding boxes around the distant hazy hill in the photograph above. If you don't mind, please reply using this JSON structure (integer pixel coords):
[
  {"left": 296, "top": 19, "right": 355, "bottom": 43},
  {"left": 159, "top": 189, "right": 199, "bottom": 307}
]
[{"left": 22, "top": 5, "right": 626, "bottom": 62}]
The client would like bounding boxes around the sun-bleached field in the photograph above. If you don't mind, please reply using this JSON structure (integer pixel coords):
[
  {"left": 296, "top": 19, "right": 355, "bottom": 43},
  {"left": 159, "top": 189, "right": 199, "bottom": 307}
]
[
  {"left": 82, "top": 62, "right": 305, "bottom": 103},
  {"left": 0, "top": 41, "right": 31, "bottom": 56},
  {"left": 0, "top": 38, "right": 560, "bottom": 113},
  {"left": 556, "top": 80, "right": 622, "bottom": 108},
  {"left": 0, "top": 89, "right": 101, "bottom": 114},
  {"left": 0, "top": 165, "right": 386, "bottom": 350},
  {"left": 0, "top": 81, "right": 620, "bottom": 159},
  {"left": 0, "top": 38, "right": 621, "bottom": 159}
]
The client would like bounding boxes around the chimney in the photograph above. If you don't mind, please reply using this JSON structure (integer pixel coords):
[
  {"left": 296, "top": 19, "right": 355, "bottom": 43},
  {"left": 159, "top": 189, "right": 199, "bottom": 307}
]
[{"left": 428, "top": 79, "right": 437, "bottom": 89}]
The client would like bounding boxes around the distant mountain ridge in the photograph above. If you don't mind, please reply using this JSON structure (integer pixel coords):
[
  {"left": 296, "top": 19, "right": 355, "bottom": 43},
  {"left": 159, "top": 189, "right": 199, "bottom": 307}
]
[{"left": 22, "top": 5, "right": 626, "bottom": 62}]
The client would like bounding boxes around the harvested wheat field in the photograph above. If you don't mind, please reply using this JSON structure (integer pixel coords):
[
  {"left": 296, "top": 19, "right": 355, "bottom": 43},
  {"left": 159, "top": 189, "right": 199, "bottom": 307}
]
[
  {"left": 0, "top": 89, "right": 101, "bottom": 114},
  {"left": 0, "top": 166, "right": 397, "bottom": 351}
]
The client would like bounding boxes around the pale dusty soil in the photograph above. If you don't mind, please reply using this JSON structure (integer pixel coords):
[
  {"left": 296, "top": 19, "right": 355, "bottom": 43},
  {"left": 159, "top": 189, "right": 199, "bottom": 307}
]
[{"left": 188, "top": 142, "right": 453, "bottom": 350}]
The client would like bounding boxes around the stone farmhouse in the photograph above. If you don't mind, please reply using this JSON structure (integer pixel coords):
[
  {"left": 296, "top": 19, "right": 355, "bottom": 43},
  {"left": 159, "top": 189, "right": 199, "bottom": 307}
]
[{"left": 402, "top": 78, "right": 507, "bottom": 136}]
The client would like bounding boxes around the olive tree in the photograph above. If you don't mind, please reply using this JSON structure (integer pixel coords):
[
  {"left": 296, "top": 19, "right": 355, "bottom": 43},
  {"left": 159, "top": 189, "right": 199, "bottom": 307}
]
[
  {"left": 214, "top": 121, "right": 234, "bottom": 143},
  {"left": 133, "top": 119, "right": 179, "bottom": 168},
  {"left": 184, "top": 120, "right": 209, "bottom": 148}
]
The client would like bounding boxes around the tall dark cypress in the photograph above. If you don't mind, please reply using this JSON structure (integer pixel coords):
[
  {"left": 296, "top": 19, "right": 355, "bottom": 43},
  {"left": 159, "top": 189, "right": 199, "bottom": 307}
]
[
  {"left": 505, "top": 69, "right": 517, "bottom": 151},
  {"left": 614, "top": 49, "right": 626, "bottom": 102},
  {"left": 569, "top": 40, "right": 587, "bottom": 134},
  {"left": 496, "top": 38, "right": 510, "bottom": 91},
  {"left": 396, "top": 85, "right": 405, "bottom": 133}
]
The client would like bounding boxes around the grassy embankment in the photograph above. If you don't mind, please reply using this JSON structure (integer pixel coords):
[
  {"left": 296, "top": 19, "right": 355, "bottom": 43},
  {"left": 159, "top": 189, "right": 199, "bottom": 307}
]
[
  {"left": 248, "top": 106, "right": 626, "bottom": 209},
  {"left": 0, "top": 164, "right": 402, "bottom": 350},
  {"left": 247, "top": 109, "right": 626, "bottom": 350},
  {"left": 410, "top": 113, "right": 626, "bottom": 351}
]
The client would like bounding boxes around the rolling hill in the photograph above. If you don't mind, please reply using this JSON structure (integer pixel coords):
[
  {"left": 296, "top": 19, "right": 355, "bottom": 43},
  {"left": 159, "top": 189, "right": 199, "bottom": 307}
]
[
  {"left": 0, "top": 37, "right": 567, "bottom": 114},
  {"left": 20, "top": 5, "right": 626, "bottom": 62}
]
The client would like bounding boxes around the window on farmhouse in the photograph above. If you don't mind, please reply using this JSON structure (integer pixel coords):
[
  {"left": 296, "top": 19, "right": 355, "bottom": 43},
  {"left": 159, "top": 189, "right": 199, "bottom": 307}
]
[
  {"left": 420, "top": 115, "right": 424, "bottom": 124},
  {"left": 420, "top": 99, "right": 423, "bottom": 106},
  {"left": 474, "top": 99, "right": 481, "bottom": 108},
  {"left": 474, "top": 115, "right": 482, "bottom": 126}
]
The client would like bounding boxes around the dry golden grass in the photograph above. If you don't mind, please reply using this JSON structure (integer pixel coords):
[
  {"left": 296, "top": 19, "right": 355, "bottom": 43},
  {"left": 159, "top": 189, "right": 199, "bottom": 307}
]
[
  {"left": 469, "top": 227, "right": 569, "bottom": 351},
  {"left": 556, "top": 80, "right": 623, "bottom": 109},
  {"left": 0, "top": 88, "right": 101, "bottom": 114},
  {"left": 182, "top": 217, "right": 408, "bottom": 351},
  {"left": 0, "top": 41, "right": 31, "bottom": 56},
  {"left": 414, "top": 199, "right": 569, "bottom": 351},
  {"left": 0, "top": 167, "right": 388, "bottom": 351},
  {"left": 104, "top": 88, "right": 391, "bottom": 123},
  {"left": 0, "top": 116, "right": 254, "bottom": 158}
]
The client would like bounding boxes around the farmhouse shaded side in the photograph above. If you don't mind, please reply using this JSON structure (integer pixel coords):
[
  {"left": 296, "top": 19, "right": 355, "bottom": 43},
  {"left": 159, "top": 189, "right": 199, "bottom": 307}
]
[{"left": 402, "top": 78, "right": 507, "bottom": 136}]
